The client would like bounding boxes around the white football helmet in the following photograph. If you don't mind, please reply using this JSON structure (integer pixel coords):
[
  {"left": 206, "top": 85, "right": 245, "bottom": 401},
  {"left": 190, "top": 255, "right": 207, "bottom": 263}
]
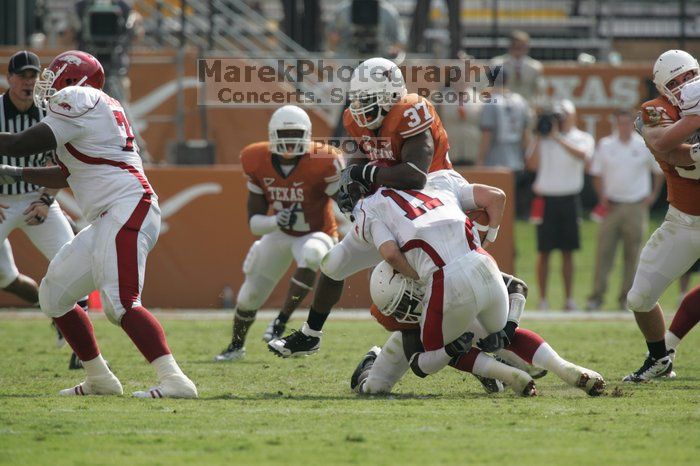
[
  {"left": 653, "top": 50, "right": 700, "bottom": 106},
  {"left": 370, "top": 261, "right": 425, "bottom": 324},
  {"left": 268, "top": 105, "right": 312, "bottom": 158},
  {"left": 348, "top": 57, "right": 407, "bottom": 130}
]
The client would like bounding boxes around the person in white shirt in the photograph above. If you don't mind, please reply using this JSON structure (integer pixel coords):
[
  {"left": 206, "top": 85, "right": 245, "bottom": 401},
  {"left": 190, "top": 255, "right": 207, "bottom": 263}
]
[
  {"left": 526, "top": 100, "right": 595, "bottom": 310},
  {"left": 586, "top": 110, "right": 664, "bottom": 310},
  {"left": 0, "top": 51, "right": 196, "bottom": 399},
  {"left": 490, "top": 31, "right": 545, "bottom": 106}
]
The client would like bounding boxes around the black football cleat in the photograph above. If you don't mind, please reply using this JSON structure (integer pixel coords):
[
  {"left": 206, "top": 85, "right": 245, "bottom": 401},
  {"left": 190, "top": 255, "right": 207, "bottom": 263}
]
[{"left": 267, "top": 323, "right": 321, "bottom": 358}]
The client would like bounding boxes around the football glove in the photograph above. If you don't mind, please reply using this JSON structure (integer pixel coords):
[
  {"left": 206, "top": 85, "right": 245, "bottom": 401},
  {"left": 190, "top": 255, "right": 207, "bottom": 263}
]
[
  {"left": 337, "top": 166, "right": 371, "bottom": 214},
  {"left": 276, "top": 207, "right": 297, "bottom": 229},
  {"left": 444, "top": 331, "right": 475, "bottom": 358},
  {"left": 477, "top": 329, "right": 510, "bottom": 353}
]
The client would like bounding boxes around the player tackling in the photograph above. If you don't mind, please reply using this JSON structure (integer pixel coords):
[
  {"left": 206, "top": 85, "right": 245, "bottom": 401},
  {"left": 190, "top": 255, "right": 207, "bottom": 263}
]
[{"left": 0, "top": 51, "right": 197, "bottom": 398}]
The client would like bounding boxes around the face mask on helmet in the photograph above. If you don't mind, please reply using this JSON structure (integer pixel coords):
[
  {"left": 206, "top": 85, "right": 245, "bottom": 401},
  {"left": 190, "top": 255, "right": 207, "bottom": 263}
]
[
  {"left": 383, "top": 278, "right": 425, "bottom": 324},
  {"left": 270, "top": 128, "right": 310, "bottom": 159},
  {"left": 665, "top": 70, "right": 700, "bottom": 104},
  {"left": 370, "top": 261, "right": 425, "bottom": 324},
  {"left": 349, "top": 91, "right": 387, "bottom": 129}
]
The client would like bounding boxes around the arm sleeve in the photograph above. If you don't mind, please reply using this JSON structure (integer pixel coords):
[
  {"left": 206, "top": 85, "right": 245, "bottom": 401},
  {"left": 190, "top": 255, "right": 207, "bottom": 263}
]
[
  {"left": 41, "top": 112, "right": 86, "bottom": 147},
  {"left": 368, "top": 218, "right": 396, "bottom": 250}
]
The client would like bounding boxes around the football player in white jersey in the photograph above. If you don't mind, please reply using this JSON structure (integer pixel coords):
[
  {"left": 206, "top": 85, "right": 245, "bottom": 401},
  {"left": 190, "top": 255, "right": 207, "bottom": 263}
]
[
  {"left": 353, "top": 264, "right": 605, "bottom": 396},
  {"left": 340, "top": 169, "right": 514, "bottom": 379},
  {"left": 0, "top": 51, "right": 197, "bottom": 398}
]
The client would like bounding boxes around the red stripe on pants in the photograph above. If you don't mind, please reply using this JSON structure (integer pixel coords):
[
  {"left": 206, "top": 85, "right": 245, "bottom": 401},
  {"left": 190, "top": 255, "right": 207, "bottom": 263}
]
[
  {"left": 115, "top": 194, "right": 152, "bottom": 311},
  {"left": 422, "top": 269, "right": 445, "bottom": 351}
]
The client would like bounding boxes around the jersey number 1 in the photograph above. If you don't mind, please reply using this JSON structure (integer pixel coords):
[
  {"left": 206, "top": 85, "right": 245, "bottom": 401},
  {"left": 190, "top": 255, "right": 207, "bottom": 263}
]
[
  {"left": 382, "top": 189, "right": 443, "bottom": 220},
  {"left": 113, "top": 110, "right": 135, "bottom": 152}
]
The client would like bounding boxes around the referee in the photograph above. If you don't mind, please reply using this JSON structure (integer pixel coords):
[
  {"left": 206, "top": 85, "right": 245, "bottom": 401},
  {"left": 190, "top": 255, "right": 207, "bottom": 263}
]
[{"left": 0, "top": 51, "right": 84, "bottom": 368}]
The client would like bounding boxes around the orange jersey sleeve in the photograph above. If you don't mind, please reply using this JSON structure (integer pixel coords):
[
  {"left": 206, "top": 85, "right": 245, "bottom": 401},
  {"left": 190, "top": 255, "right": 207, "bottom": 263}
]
[
  {"left": 640, "top": 97, "right": 700, "bottom": 215},
  {"left": 382, "top": 94, "right": 452, "bottom": 172},
  {"left": 342, "top": 94, "right": 452, "bottom": 172},
  {"left": 239, "top": 141, "right": 270, "bottom": 194}
]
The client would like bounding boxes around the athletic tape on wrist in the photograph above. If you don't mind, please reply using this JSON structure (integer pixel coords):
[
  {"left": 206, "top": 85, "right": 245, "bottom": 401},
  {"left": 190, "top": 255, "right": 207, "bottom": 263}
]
[{"left": 485, "top": 225, "right": 500, "bottom": 243}]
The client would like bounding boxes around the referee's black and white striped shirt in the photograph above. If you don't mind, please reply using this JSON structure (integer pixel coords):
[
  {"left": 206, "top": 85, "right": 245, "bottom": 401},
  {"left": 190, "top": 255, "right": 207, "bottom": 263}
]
[{"left": 0, "top": 93, "right": 53, "bottom": 195}]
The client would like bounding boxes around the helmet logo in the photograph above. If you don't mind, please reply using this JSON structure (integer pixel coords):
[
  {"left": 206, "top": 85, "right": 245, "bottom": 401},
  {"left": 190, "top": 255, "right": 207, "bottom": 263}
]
[{"left": 61, "top": 55, "right": 83, "bottom": 65}]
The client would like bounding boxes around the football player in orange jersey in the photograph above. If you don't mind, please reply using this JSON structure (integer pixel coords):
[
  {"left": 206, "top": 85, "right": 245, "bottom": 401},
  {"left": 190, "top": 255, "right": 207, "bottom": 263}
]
[
  {"left": 268, "top": 58, "right": 503, "bottom": 358},
  {"left": 621, "top": 50, "right": 700, "bottom": 382},
  {"left": 214, "top": 105, "right": 343, "bottom": 361}
]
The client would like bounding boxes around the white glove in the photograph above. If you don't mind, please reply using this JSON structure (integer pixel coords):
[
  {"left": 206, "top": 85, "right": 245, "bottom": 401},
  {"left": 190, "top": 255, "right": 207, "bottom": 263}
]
[
  {"left": 275, "top": 208, "right": 297, "bottom": 229},
  {"left": 0, "top": 165, "right": 23, "bottom": 184},
  {"left": 680, "top": 80, "right": 700, "bottom": 116}
]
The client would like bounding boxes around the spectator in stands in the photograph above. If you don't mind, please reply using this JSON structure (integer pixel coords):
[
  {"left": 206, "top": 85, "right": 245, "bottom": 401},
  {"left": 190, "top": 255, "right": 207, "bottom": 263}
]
[
  {"left": 437, "top": 52, "right": 483, "bottom": 166},
  {"left": 491, "top": 30, "right": 544, "bottom": 106},
  {"left": 326, "top": 0, "right": 406, "bottom": 59},
  {"left": 586, "top": 110, "right": 664, "bottom": 310},
  {"left": 526, "top": 100, "right": 595, "bottom": 311},
  {"left": 477, "top": 70, "right": 532, "bottom": 216}
]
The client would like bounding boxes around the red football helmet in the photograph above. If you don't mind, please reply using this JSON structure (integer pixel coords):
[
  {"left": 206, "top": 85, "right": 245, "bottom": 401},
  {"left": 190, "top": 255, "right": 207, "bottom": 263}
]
[{"left": 33, "top": 50, "right": 105, "bottom": 109}]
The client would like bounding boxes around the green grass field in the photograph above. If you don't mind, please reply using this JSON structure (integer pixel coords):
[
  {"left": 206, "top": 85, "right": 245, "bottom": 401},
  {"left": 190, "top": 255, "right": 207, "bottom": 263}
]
[
  {"left": 1, "top": 317, "right": 699, "bottom": 465},
  {"left": 514, "top": 218, "right": 700, "bottom": 311}
]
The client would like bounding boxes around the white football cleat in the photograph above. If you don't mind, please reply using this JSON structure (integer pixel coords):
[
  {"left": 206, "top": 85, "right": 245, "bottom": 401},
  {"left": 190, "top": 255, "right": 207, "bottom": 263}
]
[
  {"left": 563, "top": 365, "right": 606, "bottom": 395},
  {"left": 133, "top": 374, "right": 198, "bottom": 399},
  {"left": 510, "top": 371, "right": 537, "bottom": 397},
  {"left": 58, "top": 373, "right": 123, "bottom": 396},
  {"left": 213, "top": 343, "right": 246, "bottom": 362}
]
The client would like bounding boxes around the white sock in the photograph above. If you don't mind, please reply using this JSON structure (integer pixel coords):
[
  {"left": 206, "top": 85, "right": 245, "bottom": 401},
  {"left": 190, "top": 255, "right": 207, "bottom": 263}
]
[
  {"left": 665, "top": 331, "right": 681, "bottom": 351},
  {"left": 532, "top": 343, "right": 576, "bottom": 385},
  {"left": 301, "top": 322, "right": 322, "bottom": 338},
  {"left": 82, "top": 354, "right": 111, "bottom": 378},
  {"left": 151, "top": 354, "right": 184, "bottom": 380},
  {"left": 493, "top": 348, "right": 530, "bottom": 371},
  {"left": 416, "top": 348, "right": 452, "bottom": 375},
  {"left": 472, "top": 352, "right": 523, "bottom": 386}
]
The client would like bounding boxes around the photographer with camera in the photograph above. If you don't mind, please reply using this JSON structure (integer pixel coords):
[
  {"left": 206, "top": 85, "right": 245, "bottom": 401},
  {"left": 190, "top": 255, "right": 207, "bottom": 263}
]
[
  {"left": 326, "top": 0, "right": 406, "bottom": 59},
  {"left": 526, "top": 100, "right": 595, "bottom": 311},
  {"left": 69, "top": 0, "right": 142, "bottom": 102}
]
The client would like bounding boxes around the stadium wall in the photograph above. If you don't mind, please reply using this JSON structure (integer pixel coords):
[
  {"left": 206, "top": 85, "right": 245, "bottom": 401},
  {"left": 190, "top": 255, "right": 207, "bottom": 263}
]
[{"left": 0, "top": 166, "right": 513, "bottom": 309}]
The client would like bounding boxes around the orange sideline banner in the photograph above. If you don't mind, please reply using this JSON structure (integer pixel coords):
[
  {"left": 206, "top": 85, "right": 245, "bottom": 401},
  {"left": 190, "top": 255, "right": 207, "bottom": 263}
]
[{"left": 0, "top": 167, "right": 514, "bottom": 309}]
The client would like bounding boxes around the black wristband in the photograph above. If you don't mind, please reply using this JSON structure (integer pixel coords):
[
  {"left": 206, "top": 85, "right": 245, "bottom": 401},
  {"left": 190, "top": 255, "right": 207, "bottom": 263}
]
[
  {"left": 39, "top": 193, "right": 55, "bottom": 206},
  {"left": 361, "top": 164, "right": 378, "bottom": 184}
]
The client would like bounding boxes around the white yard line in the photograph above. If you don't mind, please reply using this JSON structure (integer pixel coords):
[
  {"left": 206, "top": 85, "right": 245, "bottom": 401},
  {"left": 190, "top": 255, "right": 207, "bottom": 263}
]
[{"left": 0, "top": 308, "right": 639, "bottom": 321}]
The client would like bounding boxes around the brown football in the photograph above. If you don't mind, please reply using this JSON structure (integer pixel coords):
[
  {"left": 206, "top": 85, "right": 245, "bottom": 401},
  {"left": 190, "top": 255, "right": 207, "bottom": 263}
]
[{"left": 467, "top": 209, "right": 490, "bottom": 242}]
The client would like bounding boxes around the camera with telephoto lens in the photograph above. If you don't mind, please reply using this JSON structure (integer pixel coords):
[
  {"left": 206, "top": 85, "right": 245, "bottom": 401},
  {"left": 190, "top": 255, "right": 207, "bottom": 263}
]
[{"left": 535, "top": 110, "right": 565, "bottom": 136}]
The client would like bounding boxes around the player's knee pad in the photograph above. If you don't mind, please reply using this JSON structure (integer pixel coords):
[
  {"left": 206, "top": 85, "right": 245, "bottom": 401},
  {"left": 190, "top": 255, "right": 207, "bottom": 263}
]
[
  {"left": 319, "top": 247, "right": 345, "bottom": 281},
  {"left": 236, "top": 275, "right": 276, "bottom": 311},
  {"left": 100, "top": 290, "right": 126, "bottom": 325},
  {"left": 626, "top": 286, "right": 655, "bottom": 313},
  {"left": 298, "top": 240, "right": 330, "bottom": 272},
  {"left": 38, "top": 276, "right": 75, "bottom": 318}
]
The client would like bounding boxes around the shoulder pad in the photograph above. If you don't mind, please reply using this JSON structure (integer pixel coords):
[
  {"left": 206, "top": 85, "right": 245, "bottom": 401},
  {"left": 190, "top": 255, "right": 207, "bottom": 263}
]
[
  {"left": 47, "top": 86, "right": 101, "bottom": 118},
  {"left": 240, "top": 141, "right": 269, "bottom": 173}
]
